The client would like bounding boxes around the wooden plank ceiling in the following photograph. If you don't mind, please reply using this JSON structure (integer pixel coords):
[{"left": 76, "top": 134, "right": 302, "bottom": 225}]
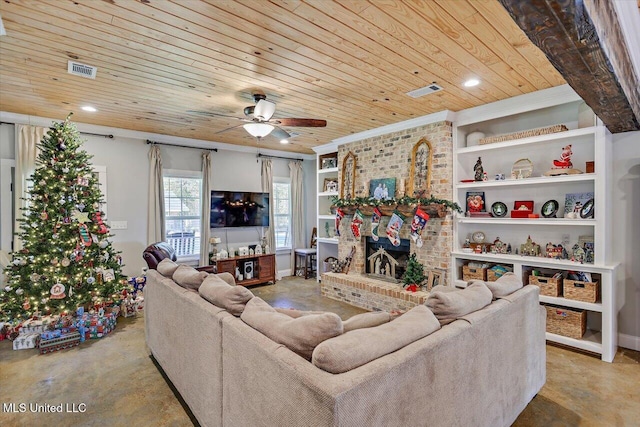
[{"left": 0, "top": 0, "right": 566, "bottom": 154}]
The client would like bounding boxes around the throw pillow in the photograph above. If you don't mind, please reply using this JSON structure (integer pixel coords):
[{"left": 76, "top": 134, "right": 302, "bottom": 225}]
[
  {"left": 426, "top": 281, "right": 493, "bottom": 325},
  {"left": 484, "top": 272, "right": 523, "bottom": 299},
  {"left": 343, "top": 311, "right": 392, "bottom": 333},
  {"left": 157, "top": 258, "right": 179, "bottom": 277},
  {"left": 241, "top": 297, "right": 343, "bottom": 360},
  {"left": 312, "top": 305, "right": 440, "bottom": 374},
  {"left": 172, "top": 264, "right": 209, "bottom": 292},
  {"left": 199, "top": 275, "right": 254, "bottom": 316}
]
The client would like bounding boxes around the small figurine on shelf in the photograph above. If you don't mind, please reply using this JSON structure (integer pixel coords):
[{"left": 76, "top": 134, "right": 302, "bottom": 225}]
[
  {"left": 553, "top": 145, "right": 573, "bottom": 169},
  {"left": 571, "top": 243, "right": 586, "bottom": 263},
  {"left": 545, "top": 144, "right": 583, "bottom": 176},
  {"left": 474, "top": 157, "right": 484, "bottom": 181}
]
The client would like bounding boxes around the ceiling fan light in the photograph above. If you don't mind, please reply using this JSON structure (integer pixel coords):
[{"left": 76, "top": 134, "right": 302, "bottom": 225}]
[
  {"left": 243, "top": 123, "right": 274, "bottom": 138},
  {"left": 254, "top": 99, "right": 276, "bottom": 121}
]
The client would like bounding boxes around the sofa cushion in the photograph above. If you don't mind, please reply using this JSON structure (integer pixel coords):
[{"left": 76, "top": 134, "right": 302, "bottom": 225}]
[
  {"left": 241, "top": 297, "right": 343, "bottom": 360},
  {"left": 343, "top": 311, "right": 392, "bottom": 332},
  {"left": 173, "top": 264, "right": 209, "bottom": 291},
  {"left": 426, "top": 281, "right": 493, "bottom": 325},
  {"left": 157, "top": 258, "right": 180, "bottom": 277},
  {"left": 215, "top": 272, "right": 236, "bottom": 286},
  {"left": 274, "top": 307, "right": 327, "bottom": 318},
  {"left": 199, "top": 275, "right": 254, "bottom": 316},
  {"left": 312, "top": 305, "right": 440, "bottom": 374},
  {"left": 483, "top": 272, "right": 523, "bottom": 299}
]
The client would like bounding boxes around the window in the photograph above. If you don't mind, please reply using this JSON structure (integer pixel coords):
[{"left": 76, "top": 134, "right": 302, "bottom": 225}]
[
  {"left": 273, "top": 179, "right": 291, "bottom": 250},
  {"left": 163, "top": 171, "right": 202, "bottom": 258}
]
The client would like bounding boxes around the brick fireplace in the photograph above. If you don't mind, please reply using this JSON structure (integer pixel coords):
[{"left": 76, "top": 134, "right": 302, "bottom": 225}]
[{"left": 320, "top": 119, "right": 454, "bottom": 311}]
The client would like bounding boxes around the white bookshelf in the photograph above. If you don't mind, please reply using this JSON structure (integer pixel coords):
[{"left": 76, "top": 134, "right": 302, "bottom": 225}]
[
  {"left": 315, "top": 152, "right": 339, "bottom": 279},
  {"left": 451, "top": 88, "right": 620, "bottom": 362}
]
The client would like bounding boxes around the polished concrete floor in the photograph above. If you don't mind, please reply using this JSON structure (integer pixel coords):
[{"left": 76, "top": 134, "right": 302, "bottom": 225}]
[{"left": 1, "top": 276, "right": 638, "bottom": 426}]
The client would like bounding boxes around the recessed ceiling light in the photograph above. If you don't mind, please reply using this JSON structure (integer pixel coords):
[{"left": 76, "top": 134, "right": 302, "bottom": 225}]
[
  {"left": 463, "top": 79, "right": 480, "bottom": 87},
  {"left": 81, "top": 106, "right": 97, "bottom": 112},
  {"left": 279, "top": 139, "right": 289, "bottom": 144}
]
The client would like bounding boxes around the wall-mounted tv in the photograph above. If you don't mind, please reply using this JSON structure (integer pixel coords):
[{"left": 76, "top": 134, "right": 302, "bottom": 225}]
[{"left": 210, "top": 191, "right": 270, "bottom": 228}]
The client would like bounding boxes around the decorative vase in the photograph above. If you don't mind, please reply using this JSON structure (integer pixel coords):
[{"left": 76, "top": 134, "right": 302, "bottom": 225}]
[{"left": 466, "top": 131, "right": 485, "bottom": 146}]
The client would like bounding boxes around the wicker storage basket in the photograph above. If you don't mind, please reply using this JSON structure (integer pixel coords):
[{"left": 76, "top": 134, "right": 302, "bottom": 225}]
[
  {"left": 486, "top": 266, "right": 511, "bottom": 282},
  {"left": 563, "top": 279, "right": 599, "bottom": 303},
  {"left": 530, "top": 275, "right": 563, "bottom": 297},
  {"left": 463, "top": 264, "right": 488, "bottom": 281},
  {"left": 545, "top": 304, "right": 586, "bottom": 339},
  {"left": 479, "top": 124, "right": 568, "bottom": 145}
]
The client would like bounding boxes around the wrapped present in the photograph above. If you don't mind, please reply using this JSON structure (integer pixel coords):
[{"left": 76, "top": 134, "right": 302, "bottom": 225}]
[
  {"left": 121, "top": 298, "right": 140, "bottom": 318},
  {"left": 41, "top": 330, "right": 62, "bottom": 340},
  {"left": 0, "top": 322, "right": 9, "bottom": 340},
  {"left": 39, "top": 331, "right": 81, "bottom": 354},
  {"left": 20, "top": 315, "right": 59, "bottom": 334},
  {"left": 13, "top": 332, "right": 41, "bottom": 350},
  {"left": 75, "top": 312, "right": 117, "bottom": 339}
]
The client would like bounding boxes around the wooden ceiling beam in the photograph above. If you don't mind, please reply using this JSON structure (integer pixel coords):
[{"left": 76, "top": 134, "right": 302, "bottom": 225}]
[{"left": 499, "top": 0, "right": 640, "bottom": 133}]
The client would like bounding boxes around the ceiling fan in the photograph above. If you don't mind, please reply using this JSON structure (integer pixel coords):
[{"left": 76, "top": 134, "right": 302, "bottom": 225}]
[{"left": 188, "top": 94, "right": 327, "bottom": 144}]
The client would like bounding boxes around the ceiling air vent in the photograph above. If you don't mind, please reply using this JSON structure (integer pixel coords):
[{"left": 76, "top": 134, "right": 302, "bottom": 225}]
[
  {"left": 67, "top": 61, "right": 97, "bottom": 79},
  {"left": 406, "top": 83, "right": 443, "bottom": 98}
]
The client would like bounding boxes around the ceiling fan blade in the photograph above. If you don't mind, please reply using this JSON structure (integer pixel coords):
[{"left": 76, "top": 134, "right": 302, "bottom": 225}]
[
  {"left": 270, "top": 126, "right": 291, "bottom": 142},
  {"left": 275, "top": 118, "right": 327, "bottom": 127},
  {"left": 254, "top": 99, "right": 276, "bottom": 121},
  {"left": 187, "top": 110, "right": 243, "bottom": 120},
  {"left": 214, "top": 124, "right": 245, "bottom": 135}
]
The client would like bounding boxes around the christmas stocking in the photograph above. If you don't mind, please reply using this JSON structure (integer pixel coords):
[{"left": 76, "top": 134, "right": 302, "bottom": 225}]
[
  {"left": 350, "top": 209, "right": 364, "bottom": 239},
  {"left": 335, "top": 208, "right": 345, "bottom": 237},
  {"left": 410, "top": 207, "right": 430, "bottom": 248},
  {"left": 386, "top": 211, "right": 405, "bottom": 247},
  {"left": 371, "top": 207, "right": 382, "bottom": 241}
]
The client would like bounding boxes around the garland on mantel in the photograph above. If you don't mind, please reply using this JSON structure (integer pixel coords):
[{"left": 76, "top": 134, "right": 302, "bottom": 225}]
[{"left": 331, "top": 195, "right": 463, "bottom": 218}]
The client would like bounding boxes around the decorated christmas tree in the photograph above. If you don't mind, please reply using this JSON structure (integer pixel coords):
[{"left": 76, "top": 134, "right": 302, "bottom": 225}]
[
  {"left": 402, "top": 253, "right": 426, "bottom": 288},
  {"left": 0, "top": 114, "right": 125, "bottom": 321}
]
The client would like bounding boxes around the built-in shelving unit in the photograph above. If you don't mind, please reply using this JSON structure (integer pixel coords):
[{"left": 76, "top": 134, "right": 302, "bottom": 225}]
[
  {"left": 451, "top": 86, "right": 620, "bottom": 362},
  {"left": 315, "top": 152, "right": 339, "bottom": 279}
]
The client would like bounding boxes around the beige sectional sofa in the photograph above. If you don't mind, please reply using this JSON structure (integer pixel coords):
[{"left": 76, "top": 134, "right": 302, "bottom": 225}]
[{"left": 145, "top": 268, "right": 546, "bottom": 427}]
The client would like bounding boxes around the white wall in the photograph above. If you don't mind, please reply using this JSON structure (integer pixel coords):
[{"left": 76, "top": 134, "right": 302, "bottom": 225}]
[
  {"left": 0, "top": 120, "right": 315, "bottom": 279},
  {"left": 612, "top": 131, "right": 640, "bottom": 350},
  {"left": 0, "top": 124, "right": 16, "bottom": 252}
]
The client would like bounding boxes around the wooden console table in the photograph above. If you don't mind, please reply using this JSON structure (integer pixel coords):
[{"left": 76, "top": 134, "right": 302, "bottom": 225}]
[{"left": 203, "top": 253, "right": 275, "bottom": 287}]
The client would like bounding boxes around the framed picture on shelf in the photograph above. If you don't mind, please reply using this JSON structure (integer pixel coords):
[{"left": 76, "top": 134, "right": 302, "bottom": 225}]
[
  {"left": 564, "top": 192, "right": 594, "bottom": 217},
  {"left": 319, "top": 153, "right": 337, "bottom": 170},
  {"left": 323, "top": 178, "right": 338, "bottom": 193},
  {"left": 465, "top": 191, "right": 486, "bottom": 214},
  {"left": 369, "top": 178, "right": 396, "bottom": 201}
]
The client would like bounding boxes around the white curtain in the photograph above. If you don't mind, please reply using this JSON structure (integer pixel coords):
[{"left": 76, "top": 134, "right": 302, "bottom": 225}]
[
  {"left": 199, "top": 151, "right": 212, "bottom": 266},
  {"left": 147, "top": 145, "right": 165, "bottom": 244},
  {"left": 14, "top": 124, "right": 46, "bottom": 251},
  {"left": 261, "top": 159, "right": 277, "bottom": 278},
  {"left": 289, "top": 160, "right": 305, "bottom": 267}
]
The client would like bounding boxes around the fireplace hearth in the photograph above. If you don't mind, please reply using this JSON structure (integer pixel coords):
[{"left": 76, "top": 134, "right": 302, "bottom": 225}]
[{"left": 365, "top": 237, "right": 411, "bottom": 282}]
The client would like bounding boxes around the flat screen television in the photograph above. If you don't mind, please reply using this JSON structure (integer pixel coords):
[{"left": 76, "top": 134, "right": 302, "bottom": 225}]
[{"left": 210, "top": 191, "right": 270, "bottom": 228}]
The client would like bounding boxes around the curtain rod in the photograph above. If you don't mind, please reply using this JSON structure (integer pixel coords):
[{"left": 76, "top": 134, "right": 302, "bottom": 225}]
[
  {"left": 146, "top": 139, "right": 218, "bottom": 152},
  {"left": 1, "top": 121, "right": 113, "bottom": 138},
  {"left": 257, "top": 153, "right": 304, "bottom": 162}
]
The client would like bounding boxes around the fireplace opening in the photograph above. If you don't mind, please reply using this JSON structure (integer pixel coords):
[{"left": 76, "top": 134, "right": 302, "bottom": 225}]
[{"left": 365, "top": 237, "right": 411, "bottom": 282}]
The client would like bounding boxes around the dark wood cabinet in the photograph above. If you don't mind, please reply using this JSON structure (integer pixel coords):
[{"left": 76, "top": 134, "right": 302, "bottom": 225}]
[{"left": 208, "top": 253, "right": 275, "bottom": 287}]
